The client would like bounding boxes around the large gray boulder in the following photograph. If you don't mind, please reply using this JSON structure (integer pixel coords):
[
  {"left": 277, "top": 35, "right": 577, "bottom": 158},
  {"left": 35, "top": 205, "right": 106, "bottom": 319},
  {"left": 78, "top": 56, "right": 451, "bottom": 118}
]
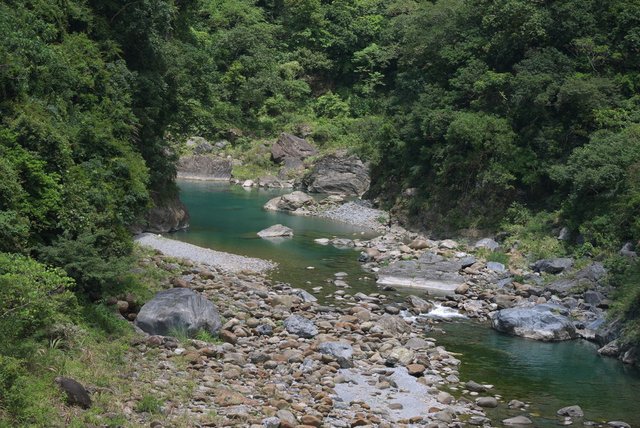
[
  {"left": 177, "top": 155, "right": 232, "bottom": 180},
  {"left": 303, "top": 150, "right": 370, "bottom": 196},
  {"left": 264, "top": 191, "right": 315, "bottom": 212},
  {"left": 271, "top": 133, "right": 317, "bottom": 164},
  {"left": 576, "top": 262, "right": 607, "bottom": 282},
  {"left": 545, "top": 262, "right": 607, "bottom": 297},
  {"left": 135, "top": 288, "right": 222, "bottom": 337},
  {"left": 531, "top": 258, "right": 574, "bottom": 274},
  {"left": 491, "top": 304, "right": 577, "bottom": 341},
  {"left": 257, "top": 224, "right": 294, "bottom": 238},
  {"left": 376, "top": 252, "right": 464, "bottom": 295},
  {"left": 544, "top": 278, "right": 587, "bottom": 297}
]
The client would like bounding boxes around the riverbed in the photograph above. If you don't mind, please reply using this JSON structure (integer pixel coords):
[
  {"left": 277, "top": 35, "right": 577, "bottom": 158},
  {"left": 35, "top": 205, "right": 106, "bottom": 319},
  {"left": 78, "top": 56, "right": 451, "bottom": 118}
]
[{"left": 170, "top": 180, "right": 640, "bottom": 427}]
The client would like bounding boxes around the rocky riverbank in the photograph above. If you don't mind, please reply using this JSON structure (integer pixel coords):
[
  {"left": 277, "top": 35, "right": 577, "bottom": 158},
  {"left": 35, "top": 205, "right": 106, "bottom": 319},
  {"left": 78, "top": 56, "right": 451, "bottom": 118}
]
[
  {"left": 117, "top": 222, "right": 637, "bottom": 427},
  {"left": 263, "top": 191, "right": 388, "bottom": 231},
  {"left": 116, "top": 249, "right": 498, "bottom": 428},
  {"left": 310, "top": 219, "right": 638, "bottom": 368}
]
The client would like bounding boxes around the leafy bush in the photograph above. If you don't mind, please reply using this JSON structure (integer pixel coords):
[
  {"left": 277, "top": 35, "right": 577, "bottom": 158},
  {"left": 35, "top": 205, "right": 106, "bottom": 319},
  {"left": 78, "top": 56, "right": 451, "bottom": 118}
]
[
  {"left": 0, "top": 253, "right": 77, "bottom": 357},
  {"left": 501, "top": 204, "right": 565, "bottom": 261}
]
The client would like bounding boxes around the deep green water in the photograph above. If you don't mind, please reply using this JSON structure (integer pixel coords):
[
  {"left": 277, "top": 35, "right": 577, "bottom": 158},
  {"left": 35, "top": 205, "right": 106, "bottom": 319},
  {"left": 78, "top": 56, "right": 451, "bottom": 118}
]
[
  {"left": 171, "top": 180, "right": 379, "bottom": 300},
  {"left": 432, "top": 322, "right": 640, "bottom": 427},
  {"left": 173, "top": 181, "right": 640, "bottom": 427}
]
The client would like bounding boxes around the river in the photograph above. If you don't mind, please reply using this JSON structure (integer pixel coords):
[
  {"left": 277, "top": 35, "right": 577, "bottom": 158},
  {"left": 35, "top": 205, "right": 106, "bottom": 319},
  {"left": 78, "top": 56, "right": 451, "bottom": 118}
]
[{"left": 170, "top": 180, "right": 640, "bottom": 427}]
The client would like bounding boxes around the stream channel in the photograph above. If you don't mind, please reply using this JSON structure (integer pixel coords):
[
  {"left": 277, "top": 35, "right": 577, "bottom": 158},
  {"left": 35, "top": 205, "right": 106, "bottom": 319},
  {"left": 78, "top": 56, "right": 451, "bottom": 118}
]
[{"left": 170, "top": 180, "right": 640, "bottom": 427}]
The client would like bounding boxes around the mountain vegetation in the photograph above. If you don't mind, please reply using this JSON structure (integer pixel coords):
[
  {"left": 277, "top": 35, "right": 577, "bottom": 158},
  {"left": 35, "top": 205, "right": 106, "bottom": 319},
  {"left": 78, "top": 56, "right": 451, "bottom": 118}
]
[{"left": 0, "top": 0, "right": 639, "bottom": 424}]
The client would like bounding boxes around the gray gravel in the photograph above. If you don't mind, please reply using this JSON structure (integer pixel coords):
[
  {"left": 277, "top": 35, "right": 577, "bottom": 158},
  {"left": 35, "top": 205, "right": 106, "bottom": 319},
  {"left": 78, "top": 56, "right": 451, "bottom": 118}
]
[
  {"left": 134, "top": 233, "right": 275, "bottom": 273},
  {"left": 319, "top": 201, "right": 388, "bottom": 230}
]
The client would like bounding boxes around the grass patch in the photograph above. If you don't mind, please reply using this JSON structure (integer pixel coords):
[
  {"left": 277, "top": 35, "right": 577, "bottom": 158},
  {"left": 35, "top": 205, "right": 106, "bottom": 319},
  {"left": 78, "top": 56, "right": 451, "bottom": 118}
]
[
  {"left": 476, "top": 248, "right": 510, "bottom": 266},
  {"left": 135, "top": 395, "right": 163, "bottom": 414},
  {"left": 194, "top": 330, "right": 222, "bottom": 343}
]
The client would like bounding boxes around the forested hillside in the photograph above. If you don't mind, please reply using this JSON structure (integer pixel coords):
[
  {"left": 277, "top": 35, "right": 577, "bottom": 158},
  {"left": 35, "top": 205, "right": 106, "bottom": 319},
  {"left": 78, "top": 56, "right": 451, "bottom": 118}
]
[{"left": 1, "top": 0, "right": 639, "bottom": 424}]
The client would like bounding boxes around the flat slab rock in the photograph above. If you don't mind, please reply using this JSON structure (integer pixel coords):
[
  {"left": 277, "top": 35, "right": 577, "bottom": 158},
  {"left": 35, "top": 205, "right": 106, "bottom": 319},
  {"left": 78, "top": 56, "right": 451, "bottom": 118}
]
[{"left": 376, "top": 252, "right": 464, "bottom": 295}]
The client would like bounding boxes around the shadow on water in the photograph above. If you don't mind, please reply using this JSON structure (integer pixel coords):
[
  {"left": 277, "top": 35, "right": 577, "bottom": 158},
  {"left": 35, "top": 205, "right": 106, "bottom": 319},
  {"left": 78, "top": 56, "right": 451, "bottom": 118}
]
[{"left": 174, "top": 180, "right": 640, "bottom": 427}]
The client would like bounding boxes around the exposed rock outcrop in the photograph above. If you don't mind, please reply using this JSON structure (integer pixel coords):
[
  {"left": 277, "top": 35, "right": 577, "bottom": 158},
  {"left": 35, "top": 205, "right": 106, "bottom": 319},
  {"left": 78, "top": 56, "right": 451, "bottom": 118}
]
[
  {"left": 271, "top": 133, "right": 317, "bottom": 164},
  {"left": 143, "top": 195, "right": 190, "bottom": 233},
  {"left": 177, "top": 155, "right": 232, "bottom": 181},
  {"left": 303, "top": 150, "right": 370, "bottom": 196}
]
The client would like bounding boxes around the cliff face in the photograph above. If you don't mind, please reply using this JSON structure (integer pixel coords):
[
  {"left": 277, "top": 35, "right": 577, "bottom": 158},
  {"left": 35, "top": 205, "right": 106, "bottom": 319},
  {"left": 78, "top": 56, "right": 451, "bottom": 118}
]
[
  {"left": 141, "top": 195, "right": 190, "bottom": 233},
  {"left": 177, "top": 155, "right": 232, "bottom": 181}
]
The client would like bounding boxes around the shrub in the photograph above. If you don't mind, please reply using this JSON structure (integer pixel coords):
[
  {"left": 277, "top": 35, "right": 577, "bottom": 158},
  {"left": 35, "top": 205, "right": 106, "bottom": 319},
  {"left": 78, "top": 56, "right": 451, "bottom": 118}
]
[
  {"left": 501, "top": 204, "right": 565, "bottom": 261},
  {"left": 611, "top": 260, "right": 640, "bottom": 346},
  {"left": 0, "top": 253, "right": 77, "bottom": 357},
  {"left": 135, "top": 395, "right": 163, "bottom": 414}
]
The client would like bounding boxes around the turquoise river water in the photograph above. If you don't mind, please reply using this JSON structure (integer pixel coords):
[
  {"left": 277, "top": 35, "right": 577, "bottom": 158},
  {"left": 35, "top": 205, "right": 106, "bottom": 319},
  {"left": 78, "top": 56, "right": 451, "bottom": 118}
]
[{"left": 171, "top": 180, "right": 640, "bottom": 427}]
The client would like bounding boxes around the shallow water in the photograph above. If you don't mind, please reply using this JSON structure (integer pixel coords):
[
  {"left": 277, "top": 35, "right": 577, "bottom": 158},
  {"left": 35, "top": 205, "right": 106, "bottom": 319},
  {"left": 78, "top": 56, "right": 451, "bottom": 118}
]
[
  {"left": 172, "top": 180, "right": 380, "bottom": 301},
  {"left": 173, "top": 181, "right": 640, "bottom": 427}
]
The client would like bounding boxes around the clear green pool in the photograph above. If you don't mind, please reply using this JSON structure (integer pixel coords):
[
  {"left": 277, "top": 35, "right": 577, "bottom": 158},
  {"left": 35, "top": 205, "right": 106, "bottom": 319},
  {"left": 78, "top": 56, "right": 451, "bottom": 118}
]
[
  {"left": 171, "top": 180, "right": 379, "bottom": 301},
  {"left": 433, "top": 321, "right": 640, "bottom": 426}
]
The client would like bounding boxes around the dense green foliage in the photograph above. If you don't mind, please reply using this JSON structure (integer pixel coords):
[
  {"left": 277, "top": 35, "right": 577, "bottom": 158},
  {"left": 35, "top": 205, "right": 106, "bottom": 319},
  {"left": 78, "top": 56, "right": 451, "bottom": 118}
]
[
  {"left": 5, "top": 0, "right": 636, "bottom": 262},
  {"left": 1, "top": 0, "right": 640, "bottom": 421},
  {"left": 374, "top": 0, "right": 640, "bottom": 241}
]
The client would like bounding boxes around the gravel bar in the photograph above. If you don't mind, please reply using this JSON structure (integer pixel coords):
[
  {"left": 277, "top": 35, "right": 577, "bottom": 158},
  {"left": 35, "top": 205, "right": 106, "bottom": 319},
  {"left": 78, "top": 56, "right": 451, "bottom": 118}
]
[
  {"left": 319, "top": 201, "right": 388, "bottom": 230},
  {"left": 134, "top": 233, "right": 275, "bottom": 273}
]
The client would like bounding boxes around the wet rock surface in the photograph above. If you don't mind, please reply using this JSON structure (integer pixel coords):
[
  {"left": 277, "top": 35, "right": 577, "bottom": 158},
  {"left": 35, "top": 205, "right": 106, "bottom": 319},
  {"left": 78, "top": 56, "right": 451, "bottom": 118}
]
[{"left": 257, "top": 224, "right": 294, "bottom": 238}]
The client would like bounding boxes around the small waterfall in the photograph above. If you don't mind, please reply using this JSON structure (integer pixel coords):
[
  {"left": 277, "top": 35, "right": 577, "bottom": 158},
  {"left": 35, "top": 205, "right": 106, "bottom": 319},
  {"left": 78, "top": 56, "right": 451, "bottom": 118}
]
[{"left": 425, "top": 303, "right": 467, "bottom": 319}]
